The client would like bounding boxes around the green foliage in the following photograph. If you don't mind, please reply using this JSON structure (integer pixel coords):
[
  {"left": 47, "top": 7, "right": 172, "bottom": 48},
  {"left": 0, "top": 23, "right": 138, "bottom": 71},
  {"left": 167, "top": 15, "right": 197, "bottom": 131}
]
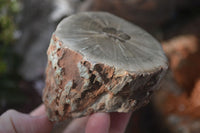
[
  {"left": 0, "top": 59, "right": 6, "bottom": 73},
  {"left": 0, "top": 0, "right": 20, "bottom": 74},
  {"left": 0, "top": 15, "right": 15, "bottom": 45},
  {"left": 0, "top": 0, "right": 20, "bottom": 45},
  {"left": 0, "top": 0, "right": 26, "bottom": 112}
]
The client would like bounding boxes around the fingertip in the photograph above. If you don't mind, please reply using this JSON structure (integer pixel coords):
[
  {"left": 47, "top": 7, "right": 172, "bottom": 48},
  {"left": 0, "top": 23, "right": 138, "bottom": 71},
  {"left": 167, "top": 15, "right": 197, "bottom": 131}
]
[
  {"left": 86, "top": 113, "right": 110, "bottom": 133},
  {"left": 32, "top": 114, "right": 53, "bottom": 131},
  {"left": 110, "top": 112, "right": 132, "bottom": 133},
  {"left": 63, "top": 116, "right": 89, "bottom": 133},
  {"left": 30, "top": 104, "right": 46, "bottom": 116},
  {"left": 0, "top": 109, "right": 53, "bottom": 133}
]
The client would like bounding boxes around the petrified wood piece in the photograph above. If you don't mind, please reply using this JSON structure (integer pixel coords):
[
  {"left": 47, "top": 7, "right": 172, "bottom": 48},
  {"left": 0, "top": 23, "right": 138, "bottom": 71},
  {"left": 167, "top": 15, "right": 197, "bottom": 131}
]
[{"left": 43, "top": 12, "right": 168, "bottom": 121}]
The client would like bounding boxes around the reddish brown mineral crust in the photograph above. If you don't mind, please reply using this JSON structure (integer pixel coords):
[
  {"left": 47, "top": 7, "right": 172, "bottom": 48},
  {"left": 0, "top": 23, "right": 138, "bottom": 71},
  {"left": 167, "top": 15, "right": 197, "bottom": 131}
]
[{"left": 43, "top": 33, "right": 166, "bottom": 121}]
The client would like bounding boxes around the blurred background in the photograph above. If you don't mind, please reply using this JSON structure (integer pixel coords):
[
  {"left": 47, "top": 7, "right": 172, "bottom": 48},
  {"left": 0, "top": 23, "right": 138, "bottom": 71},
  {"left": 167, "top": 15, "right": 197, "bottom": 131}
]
[{"left": 0, "top": 0, "right": 200, "bottom": 132}]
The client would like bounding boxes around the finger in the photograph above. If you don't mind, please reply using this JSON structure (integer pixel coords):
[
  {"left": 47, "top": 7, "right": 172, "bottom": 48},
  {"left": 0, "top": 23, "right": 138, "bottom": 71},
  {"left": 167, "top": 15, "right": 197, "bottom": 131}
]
[
  {"left": 0, "top": 109, "right": 53, "bottom": 133},
  {"left": 30, "top": 104, "right": 46, "bottom": 116},
  {"left": 109, "top": 112, "right": 132, "bottom": 133},
  {"left": 85, "top": 113, "right": 110, "bottom": 133},
  {"left": 63, "top": 116, "right": 89, "bottom": 133}
]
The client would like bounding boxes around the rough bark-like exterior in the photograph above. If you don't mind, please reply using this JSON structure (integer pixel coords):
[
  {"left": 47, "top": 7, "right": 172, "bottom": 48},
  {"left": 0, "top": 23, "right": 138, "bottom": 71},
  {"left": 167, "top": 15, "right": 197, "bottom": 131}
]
[{"left": 43, "top": 34, "right": 166, "bottom": 121}]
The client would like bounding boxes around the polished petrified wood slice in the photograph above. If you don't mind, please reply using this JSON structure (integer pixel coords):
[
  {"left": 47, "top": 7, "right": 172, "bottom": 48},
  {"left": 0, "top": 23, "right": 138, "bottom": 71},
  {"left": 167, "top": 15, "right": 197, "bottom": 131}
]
[{"left": 43, "top": 12, "right": 168, "bottom": 121}]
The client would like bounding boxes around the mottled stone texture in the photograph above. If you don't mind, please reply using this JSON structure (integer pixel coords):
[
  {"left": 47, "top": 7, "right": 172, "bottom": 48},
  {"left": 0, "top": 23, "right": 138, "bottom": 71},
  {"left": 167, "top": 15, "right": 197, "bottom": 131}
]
[{"left": 43, "top": 34, "right": 166, "bottom": 121}]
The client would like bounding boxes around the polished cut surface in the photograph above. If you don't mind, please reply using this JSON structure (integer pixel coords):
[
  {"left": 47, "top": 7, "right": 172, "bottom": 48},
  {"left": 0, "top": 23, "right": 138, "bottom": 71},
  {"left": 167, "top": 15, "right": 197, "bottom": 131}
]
[{"left": 55, "top": 12, "right": 168, "bottom": 73}]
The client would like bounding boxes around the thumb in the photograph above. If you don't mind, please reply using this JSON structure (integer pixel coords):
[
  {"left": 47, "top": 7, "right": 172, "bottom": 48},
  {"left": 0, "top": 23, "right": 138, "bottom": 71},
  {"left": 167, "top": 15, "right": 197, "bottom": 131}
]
[
  {"left": 0, "top": 109, "right": 53, "bottom": 133},
  {"left": 85, "top": 113, "right": 110, "bottom": 133}
]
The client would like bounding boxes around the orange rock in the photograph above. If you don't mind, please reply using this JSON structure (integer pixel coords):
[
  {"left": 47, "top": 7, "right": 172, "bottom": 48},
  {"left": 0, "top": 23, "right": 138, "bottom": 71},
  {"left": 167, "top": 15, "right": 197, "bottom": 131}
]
[
  {"left": 154, "top": 75, "right": 200, "bottom": 133},
  {"left": 157, "top": 79, "right": 200, "bottom": 118},
  {"left": 162, "top": 35, "right": 200, "bottom": 92},
  {"left": 190, "top": 79, "right": 200, "bottom": 107}
]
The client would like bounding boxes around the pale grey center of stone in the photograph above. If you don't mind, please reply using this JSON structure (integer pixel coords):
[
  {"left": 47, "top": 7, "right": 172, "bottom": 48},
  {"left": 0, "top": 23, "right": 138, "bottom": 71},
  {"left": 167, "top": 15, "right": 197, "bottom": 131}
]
[{"left": 102, "top": 27, "right": 131, "bottom": 42}]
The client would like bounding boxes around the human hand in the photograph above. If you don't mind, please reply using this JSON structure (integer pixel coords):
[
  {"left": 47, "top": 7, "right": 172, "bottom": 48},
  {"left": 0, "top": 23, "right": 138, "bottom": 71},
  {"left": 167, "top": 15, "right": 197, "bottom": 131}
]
[
  {"left": 64, "top": 110, "right": 132, "bottom": 133},
  {"left": 0, "top": 105, "right": 52, "bottom": 133},
  {"left": 0, "top": 104, "right": 132, "bottom": 133}
]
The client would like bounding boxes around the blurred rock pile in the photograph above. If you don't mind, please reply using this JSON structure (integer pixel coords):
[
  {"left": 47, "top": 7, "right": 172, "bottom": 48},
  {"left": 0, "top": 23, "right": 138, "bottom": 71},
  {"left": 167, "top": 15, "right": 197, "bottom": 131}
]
[{"left": 154, "top": 18, "right": 200, "bottom": 133}]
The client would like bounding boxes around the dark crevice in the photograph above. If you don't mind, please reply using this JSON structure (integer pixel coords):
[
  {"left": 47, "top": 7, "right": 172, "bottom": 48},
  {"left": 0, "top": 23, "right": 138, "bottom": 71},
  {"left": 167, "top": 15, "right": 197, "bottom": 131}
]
[
  {"left": 90, "top": 74, "right": 96, "bottom": 83},
  {"left": 72, "top": 80, "right": 77, "bottom": 89},
  {"left": 63, "top": 104, "right": 70, "bottom": 111},
  {"left": 55, "top": 110, "right": 59, "bottom": 116},
  {"left": 83, "top": 61, "right": 91, "bottom": 69},
  {"left": 94, "top": 64, "right": 103, "bottom": 72},
  {"left": 81, "top": 80, "right": 101, "bottom": 99}
]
